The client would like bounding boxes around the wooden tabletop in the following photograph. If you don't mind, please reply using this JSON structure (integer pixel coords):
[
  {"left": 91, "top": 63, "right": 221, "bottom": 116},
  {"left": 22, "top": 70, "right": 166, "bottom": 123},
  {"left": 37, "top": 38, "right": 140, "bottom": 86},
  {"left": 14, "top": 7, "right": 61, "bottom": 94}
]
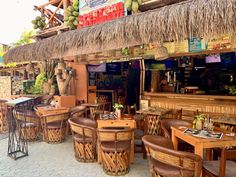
[
  {"left": 171, "top": 126, "right": 236, "bottom": 159},
  {"left": 36, "top": 106, "right": 70, "bottom": 116}
]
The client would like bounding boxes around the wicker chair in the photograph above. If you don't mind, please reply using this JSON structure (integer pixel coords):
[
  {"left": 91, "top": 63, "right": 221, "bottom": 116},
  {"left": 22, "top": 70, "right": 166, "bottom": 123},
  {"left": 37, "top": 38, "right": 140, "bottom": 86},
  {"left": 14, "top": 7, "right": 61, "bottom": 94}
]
[
  {"left": 202, "top": 149, "right": 236, "bottom": 177},
  {"left": 34, "top": 95, "right": 54, "bottom": 110},
  {"left": 89, "top": 103, "right": 106, "bottom": 120},
  {"left": 14, "top": 109, "right": 40, "bottom": 141},
  {"left": 68, "top": 117, "right": 97, "bottom": 162},
  {"left": 160, "top": 118, "right": 193, "bottom": 152},
  {"left": 97, "top": 128, "right": 133, "bottom": 176},
  {"left": 142, "top": 135, "right": 202, "bottom": 177},
  {"left": 160, "top": 118, "right": 192, "bottom": 139},
  {"left": 41, "top": 112, "right": 70, "bottom": 143},
  {"left": 70, "top": 105, "right": 87, "bottom": 118},
  {"left": 0, "top": 100, "right": 8, "bottom": 133}
]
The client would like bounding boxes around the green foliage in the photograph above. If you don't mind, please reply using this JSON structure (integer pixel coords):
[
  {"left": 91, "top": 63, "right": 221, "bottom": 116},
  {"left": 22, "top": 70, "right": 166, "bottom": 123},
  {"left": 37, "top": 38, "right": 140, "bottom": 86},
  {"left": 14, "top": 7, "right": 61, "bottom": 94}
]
[
  {"left": 12, "top": 29, "right": 36, "bottom": 47},
  {"left": 113, "top": 103, "right": 124, "bottom": 110},
  {"left": 122, "top": 47, "right": 129, "bottom": 55},
  {"left": 193, "top": 114, "right": 206, "bottom": 125},
  {"left": 229, "top": 86, "right": 236, "bottom": 95},
  {"left": 5, "top": 62, "right": 17, "bottom": 67},
  {"left": 28, "top": 73, "right": 47, "bottom": 94}
]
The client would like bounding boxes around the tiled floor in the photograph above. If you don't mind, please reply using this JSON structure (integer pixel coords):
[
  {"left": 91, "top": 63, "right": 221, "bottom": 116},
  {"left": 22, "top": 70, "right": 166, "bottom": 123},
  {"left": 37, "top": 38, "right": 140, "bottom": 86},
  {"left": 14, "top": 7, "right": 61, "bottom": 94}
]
[{"left": 0, "top": 136, "right": 149, "bottom": 177}]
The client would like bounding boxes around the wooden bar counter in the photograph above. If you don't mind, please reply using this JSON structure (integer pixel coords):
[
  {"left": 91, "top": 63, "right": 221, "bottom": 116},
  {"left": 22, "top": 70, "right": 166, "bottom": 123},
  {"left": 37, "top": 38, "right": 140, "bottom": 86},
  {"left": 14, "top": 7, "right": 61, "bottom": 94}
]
[{"left": 142, "top": 92, "right": 236, "bottom": 117}]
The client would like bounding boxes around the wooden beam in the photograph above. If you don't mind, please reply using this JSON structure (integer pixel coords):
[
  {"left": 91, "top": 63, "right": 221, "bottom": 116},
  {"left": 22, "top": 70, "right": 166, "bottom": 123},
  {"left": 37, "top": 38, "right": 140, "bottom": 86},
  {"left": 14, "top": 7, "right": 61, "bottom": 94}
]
[
  {"left": 44, "top": 0, "right": 64, "bottom": 29},
  {"left": 63, "top": 0, "right": 69, "bottom": 18}
]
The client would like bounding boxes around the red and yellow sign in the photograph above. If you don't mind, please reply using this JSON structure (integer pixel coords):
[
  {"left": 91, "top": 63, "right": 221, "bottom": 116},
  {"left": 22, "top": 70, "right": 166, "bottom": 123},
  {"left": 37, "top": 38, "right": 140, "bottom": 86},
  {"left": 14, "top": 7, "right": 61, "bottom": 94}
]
[{"left": 78, "top": 0, "right": 125, "bottom": 28}]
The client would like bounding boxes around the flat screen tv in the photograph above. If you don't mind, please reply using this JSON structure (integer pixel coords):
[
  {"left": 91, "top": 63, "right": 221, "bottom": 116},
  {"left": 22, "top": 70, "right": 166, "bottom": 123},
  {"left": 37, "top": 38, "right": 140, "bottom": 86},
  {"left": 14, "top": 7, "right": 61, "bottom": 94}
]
[
  {"left": 205, "top": 55, "right": 221, "bottom": 63},
  {"left": 106, "top": 63, "right": 121, "bottom": 75},
  {"left": 87, "top": 64, "right": 106, "bottom": 72}
]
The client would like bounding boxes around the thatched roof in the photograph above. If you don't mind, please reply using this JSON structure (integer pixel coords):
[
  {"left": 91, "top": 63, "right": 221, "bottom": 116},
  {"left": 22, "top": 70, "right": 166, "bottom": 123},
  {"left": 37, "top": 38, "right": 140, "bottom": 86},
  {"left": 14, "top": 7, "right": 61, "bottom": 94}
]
[{"left": 3, "top": 0, "right": 236, "bottom": 63}]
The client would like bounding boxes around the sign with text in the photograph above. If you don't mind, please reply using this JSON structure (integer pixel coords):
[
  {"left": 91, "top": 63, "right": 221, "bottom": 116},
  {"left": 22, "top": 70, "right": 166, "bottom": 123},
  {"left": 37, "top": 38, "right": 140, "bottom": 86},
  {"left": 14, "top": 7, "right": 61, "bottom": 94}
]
[{"left": 79, "top": 0, "right": 125, "bottom": 27}]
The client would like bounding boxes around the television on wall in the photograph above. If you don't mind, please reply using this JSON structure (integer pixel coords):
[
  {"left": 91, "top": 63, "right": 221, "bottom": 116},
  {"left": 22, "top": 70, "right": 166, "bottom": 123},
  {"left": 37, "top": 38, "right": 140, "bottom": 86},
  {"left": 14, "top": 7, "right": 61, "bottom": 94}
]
[
  {"left": 205, "top": 54, "right": 221, "bottom": 63},
  {"left": 87, "top": 64, "right": 106, "bottom": 72},
  {"left": 106, "top": 63, "right": 121, "bottom": 75}
]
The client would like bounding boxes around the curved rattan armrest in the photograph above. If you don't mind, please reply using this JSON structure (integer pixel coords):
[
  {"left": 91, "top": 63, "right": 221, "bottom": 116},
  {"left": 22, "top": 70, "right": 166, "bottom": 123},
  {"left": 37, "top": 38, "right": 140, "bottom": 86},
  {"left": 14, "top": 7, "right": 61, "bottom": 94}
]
[{"left": 142, "top": 135, "right": 202, "bottom": 177}]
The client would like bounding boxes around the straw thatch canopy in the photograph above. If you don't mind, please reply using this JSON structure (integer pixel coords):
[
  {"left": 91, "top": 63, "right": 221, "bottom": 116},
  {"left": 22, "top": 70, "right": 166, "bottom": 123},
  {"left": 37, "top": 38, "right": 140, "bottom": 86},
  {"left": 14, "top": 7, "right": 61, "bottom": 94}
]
[{"left": 3, "top": 0, "right": 236, "bottom": 63}]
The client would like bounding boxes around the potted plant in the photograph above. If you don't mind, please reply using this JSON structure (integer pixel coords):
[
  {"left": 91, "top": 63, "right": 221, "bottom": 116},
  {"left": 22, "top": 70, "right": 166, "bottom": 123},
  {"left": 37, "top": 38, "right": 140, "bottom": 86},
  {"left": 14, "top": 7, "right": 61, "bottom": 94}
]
[
  {"left": 113, "top": 103, "right": 123, "bottom": 119},
  {"left": 193, "top": 114, "right": 206, "bottom": 130}
]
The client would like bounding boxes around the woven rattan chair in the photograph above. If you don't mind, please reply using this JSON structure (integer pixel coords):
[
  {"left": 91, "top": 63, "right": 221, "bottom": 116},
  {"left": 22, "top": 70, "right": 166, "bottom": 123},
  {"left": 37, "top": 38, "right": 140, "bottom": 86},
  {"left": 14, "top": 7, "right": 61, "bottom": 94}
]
[
  {"left": 202, "top": 149, "right": 236, "bottom": 177},
  {"left": 160, "top": 118, "right": 193, "bottom": 152},
  {"left": 0, "top": 100, "right": 8, "bottom": 133},
  {"left": 89, "top": 103, "right": 106, "bottom": 120},
  {"left": 14, "top": 109, "right": 40, "bottom": 141},
  {"left": 70, "top": 106, "right": 87, "bottom": 118},
  {"left": 142, "top": 135, "right": 202, "bottom": 177},
  {"left": 68, "top": 117, "right": 97, "bottom": 162},
  {"left": 160, "top": 118, "right": 192, "bottom": 139},
  {"left": 97, "top": 128, "right": 133, "bottom": 176},
  {"left": 41, "top": 112, "right": 70, "bottom": 143}
]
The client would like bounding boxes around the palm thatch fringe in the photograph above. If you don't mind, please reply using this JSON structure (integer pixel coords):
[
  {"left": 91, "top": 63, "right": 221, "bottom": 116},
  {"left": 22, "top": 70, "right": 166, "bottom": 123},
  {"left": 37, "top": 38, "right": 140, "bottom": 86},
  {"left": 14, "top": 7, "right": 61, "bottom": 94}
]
[{"left": 3, "top": 0, "right": 236, "bottom": 63}]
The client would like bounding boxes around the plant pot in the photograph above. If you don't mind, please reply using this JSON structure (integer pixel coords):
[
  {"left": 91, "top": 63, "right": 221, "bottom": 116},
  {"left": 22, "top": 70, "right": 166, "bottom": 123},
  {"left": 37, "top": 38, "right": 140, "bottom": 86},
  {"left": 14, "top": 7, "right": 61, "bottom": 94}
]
[
  {"left": 116, "top": 109, "right": 121, "bottom": 119},
  {"left": 195, "top": 120, "right": 203, "bottom": 130}
]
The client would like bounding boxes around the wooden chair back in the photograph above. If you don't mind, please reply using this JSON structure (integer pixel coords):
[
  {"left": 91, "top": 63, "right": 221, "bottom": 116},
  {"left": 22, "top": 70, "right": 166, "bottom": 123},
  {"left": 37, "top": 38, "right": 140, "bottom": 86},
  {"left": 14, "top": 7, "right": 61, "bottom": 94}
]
[
  {"left": 42, "top": 112, "right": 70, "bottom": 124},
  {"left": 144, "top": 114, "right": 162, "bottom": 135},
  {"left": 70, "top": 106, "right": 87, "bottom": 118},
  {"left": 143, "top": 135, "right": 202, "bottom": 177},
  {"left": 14, "top": 110, "right": 39, "bottom": 125},
  {"left": 160, "top": 118, "right": 192, "bottom": 139},
  {"left": 69, "top": 117, "right": 97, "bottom": 142},
  {"left": 97, "top": 128, "right": 132, "bottom": 143}
]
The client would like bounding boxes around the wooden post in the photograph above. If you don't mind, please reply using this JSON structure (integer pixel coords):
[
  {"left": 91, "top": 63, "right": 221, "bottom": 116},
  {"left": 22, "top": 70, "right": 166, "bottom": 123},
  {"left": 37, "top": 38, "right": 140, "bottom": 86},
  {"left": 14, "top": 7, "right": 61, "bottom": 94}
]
[
  {"left": 151, "top": 71, "right": 160, "bottom": 92},
  {"left": 62, "top": 0, "right": 69, "bottom": 19}
]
